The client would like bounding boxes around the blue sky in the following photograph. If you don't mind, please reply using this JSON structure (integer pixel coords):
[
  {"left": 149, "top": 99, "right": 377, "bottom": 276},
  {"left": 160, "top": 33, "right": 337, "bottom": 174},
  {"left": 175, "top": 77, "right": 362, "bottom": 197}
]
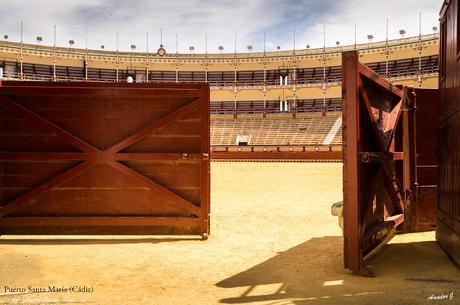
[{"left": 0, "top": 0, "right": 441, "bottom": 53}]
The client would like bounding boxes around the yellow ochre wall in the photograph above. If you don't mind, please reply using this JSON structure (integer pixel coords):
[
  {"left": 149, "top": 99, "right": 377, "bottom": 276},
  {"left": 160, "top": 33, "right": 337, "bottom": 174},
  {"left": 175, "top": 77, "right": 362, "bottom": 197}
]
[{"left": 0, "top": 34, "right": 439, "bottom": 101}]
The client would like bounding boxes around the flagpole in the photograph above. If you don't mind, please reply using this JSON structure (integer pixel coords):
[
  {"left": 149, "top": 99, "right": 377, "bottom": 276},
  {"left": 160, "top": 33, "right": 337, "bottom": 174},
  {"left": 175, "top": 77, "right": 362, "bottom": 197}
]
[
  {"left": 146, "top": 32, "right": 149, "bottom": 83},
  {"left": 385, "top": 19, "right": 389, "bottom": 77},
  {"left": 53, "top": 25, "right": 56, "bottom": 81},
  {"left": 20, "top": 21, "right": 23, "bottom": 79},
  {"left": 322, "top": 25, "right": 326, "bottom": 111},
  {"left": 85, "top": 27, "right": 88, "bottom": 80},
  {"left": 115, "top": 30, "right": 119, "bottom": 82}
]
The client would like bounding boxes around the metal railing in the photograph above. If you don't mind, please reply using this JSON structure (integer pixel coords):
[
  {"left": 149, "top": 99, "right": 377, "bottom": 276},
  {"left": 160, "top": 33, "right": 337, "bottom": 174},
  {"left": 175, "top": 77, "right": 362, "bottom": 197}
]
[{"left": 0, "top": 69, "right": 438, "bottom": 88}]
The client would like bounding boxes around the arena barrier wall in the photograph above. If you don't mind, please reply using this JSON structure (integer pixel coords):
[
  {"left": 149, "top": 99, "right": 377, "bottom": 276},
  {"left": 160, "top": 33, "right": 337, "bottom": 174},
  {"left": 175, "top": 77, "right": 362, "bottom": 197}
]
[{"left": 210, "top": 145, "right": 342, "bottom": 161}]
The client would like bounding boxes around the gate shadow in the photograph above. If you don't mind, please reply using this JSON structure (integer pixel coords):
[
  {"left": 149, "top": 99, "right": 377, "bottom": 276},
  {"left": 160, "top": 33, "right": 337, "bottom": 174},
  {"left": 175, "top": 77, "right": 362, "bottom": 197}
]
[
  {"left": 0, "top": 236, "right": 202, "bottom": 245},
  {"left": 216, "top": 236, "right": 460, "bottom": 305}
]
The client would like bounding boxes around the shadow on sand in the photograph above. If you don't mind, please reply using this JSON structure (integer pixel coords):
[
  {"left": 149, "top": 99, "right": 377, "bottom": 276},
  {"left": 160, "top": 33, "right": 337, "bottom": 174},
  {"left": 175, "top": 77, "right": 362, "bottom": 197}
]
[
  {"left": 216, "top": 236, "right": 460, "bottom": 305},
  {"left": 0, "top": 236, "right": 202, "bottom": 245}
]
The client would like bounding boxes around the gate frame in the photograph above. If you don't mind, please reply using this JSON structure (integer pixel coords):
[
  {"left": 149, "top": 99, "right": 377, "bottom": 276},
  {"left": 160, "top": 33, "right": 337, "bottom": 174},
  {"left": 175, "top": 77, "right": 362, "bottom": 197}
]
[{"left": 342, "top": 51, "right": 406, "bottom": 276}]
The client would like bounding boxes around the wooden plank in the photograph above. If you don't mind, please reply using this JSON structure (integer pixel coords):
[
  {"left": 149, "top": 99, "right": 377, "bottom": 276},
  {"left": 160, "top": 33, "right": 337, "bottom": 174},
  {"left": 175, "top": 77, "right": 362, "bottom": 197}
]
[
  {"left": 107, "top": 99, "right": 201, "bottom": 153},
  {"left": 1, "top": 80, "right": 207, "bottom": 90},
  {"left": 115, "top": 153, "right": 204, "bottom": 161},
  {"left": 0, "top": 152, "right": 87, "bottom": 161},
  {"left": 0, "top": 86, "right": 203, "bottom": 98},
  {"left": 0, "top": 216, "right": 200, "bottom": 226},
  {"left": 0, "top": 95, "right": 98, "bottom": 153},
  {"left": 109, "top": 161, "right": 201, "bottom": 217},
  {"left": 122, "top": 161, "right": 202, "bottom": 189},
  {"left": 0, "top": 161, "right": 93, "bottom": 217},
  {"left": 386, "top": 213, "right": 405, "bottom": 227}
]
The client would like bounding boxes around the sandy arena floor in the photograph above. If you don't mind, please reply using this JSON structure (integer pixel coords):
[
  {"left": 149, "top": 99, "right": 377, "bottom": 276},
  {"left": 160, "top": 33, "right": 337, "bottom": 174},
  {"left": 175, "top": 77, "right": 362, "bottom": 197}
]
[{"left": 0, "top": 162, "right": 459, "bottom": 305}]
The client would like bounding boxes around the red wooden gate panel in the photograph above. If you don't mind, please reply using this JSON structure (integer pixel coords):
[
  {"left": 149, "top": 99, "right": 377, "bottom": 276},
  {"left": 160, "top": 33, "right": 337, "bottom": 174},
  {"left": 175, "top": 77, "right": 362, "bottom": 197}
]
[
  {"left": 438, "top": 0, "right": 460, "bottom": 266},
  {"left": 0, "top": 81, "right": 210, "bottom": 236},
  {"left": 403, "top": 88, "right": 438, "bottom": 232}
]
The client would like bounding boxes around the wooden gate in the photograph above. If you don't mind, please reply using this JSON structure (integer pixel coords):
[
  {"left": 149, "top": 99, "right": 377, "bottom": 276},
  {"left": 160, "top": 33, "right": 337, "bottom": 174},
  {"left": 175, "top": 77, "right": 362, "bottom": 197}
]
[
  {"left": 402, "top": 88, "right": 438, "bottom": 232},
  {"left": 341, "top": 51, "right": 438, "bottom": 276},
  {"left": 0, "top": 81, "right": 210, "bottom": 237},
  {"left": 438, "top": 0, "right": 460, "bottom": 266}
]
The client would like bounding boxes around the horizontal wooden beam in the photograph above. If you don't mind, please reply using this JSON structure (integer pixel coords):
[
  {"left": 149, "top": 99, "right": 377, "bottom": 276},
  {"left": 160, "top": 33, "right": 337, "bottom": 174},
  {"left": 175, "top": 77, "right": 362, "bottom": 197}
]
[
  {"left": 386, "top": 213, "right": 405, "bottom": 227},
  {"left": 0, "top": 152, "right": 206, "bottom": 162},
  {"left": 115, "top": 153, "right": 204, "bottom": 161},
  {"left": 0, "top": 86, "right": 204, "bottom": 98},
  {"left": 0, "top": 216, "right": 200, "bottom": 226},
  {"left": 1, "top": 80, "right": 207, "bottom": 90},
  {"left": 0, "top": 152, "right": 88, "bottom": 161}
]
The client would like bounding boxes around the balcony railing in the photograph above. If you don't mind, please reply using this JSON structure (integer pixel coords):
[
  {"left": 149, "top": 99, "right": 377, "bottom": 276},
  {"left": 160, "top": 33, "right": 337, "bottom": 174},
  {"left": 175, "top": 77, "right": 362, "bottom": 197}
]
[{"left": 0, "top": 69, "right": 438, "bottom": 88}]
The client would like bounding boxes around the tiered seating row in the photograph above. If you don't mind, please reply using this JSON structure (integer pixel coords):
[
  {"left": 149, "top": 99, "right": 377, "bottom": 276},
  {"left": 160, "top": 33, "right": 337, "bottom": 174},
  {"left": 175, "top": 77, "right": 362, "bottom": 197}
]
[{"left": 211, "top": 112, "right": 342, "bottom": 146}]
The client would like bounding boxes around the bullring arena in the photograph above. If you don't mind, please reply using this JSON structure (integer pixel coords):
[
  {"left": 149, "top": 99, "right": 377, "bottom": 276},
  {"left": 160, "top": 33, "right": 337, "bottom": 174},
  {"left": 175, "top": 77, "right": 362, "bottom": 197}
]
[
  {"left": 0, "top": 162, "right": 457, "bottom": 305},
  {"left": 0, "top": 1, "right": 460, "bottom": 304}
]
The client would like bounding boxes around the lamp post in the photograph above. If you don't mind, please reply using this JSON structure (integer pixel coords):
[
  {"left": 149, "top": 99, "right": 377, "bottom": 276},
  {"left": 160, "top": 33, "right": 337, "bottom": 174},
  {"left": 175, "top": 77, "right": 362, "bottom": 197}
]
[
  {"left": 130, "top": 45, "right": 136, "bottom": 80},
  {"left": 432, "top": 26, "right": 438, "bottom": 38},
  {"left": 367, "top": 34, "right": 373, "bottom": 49},
  {"left": 399, "top": 29, "right": 406, "bottom": 39}
]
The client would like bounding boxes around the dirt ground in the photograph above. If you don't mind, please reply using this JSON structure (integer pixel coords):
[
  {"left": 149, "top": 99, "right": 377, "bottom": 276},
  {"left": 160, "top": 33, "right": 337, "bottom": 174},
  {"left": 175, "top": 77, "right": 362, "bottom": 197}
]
[{"left": 0, "top": 162, "right": 459, "bottom": 305}]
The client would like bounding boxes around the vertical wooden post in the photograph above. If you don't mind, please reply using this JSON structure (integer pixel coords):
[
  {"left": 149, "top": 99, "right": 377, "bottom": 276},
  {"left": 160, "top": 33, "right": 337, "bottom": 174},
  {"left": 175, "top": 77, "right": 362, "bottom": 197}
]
[{"left": 342, "top": 51, "right": 364, "bottom": 274}]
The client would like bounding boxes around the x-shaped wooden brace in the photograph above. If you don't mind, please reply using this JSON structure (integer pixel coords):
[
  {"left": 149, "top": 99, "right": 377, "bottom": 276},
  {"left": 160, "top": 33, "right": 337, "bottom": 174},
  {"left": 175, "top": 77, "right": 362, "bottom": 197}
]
[
  {"left": 0, "top": 94, "right": 203, "bottom": 218},
  {"left": 357, "top": 65, "right": 405, "bottom": 232}
]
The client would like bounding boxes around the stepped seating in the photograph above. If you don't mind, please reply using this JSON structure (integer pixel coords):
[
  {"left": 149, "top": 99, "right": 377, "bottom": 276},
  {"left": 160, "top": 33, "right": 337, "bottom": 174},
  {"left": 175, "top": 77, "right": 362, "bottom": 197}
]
[
  {"left": 332, "top": 128, "right": 343, "bottom": 145},
  {"left": 211, "top": 112, "right": 343, "bottom": 146}
]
